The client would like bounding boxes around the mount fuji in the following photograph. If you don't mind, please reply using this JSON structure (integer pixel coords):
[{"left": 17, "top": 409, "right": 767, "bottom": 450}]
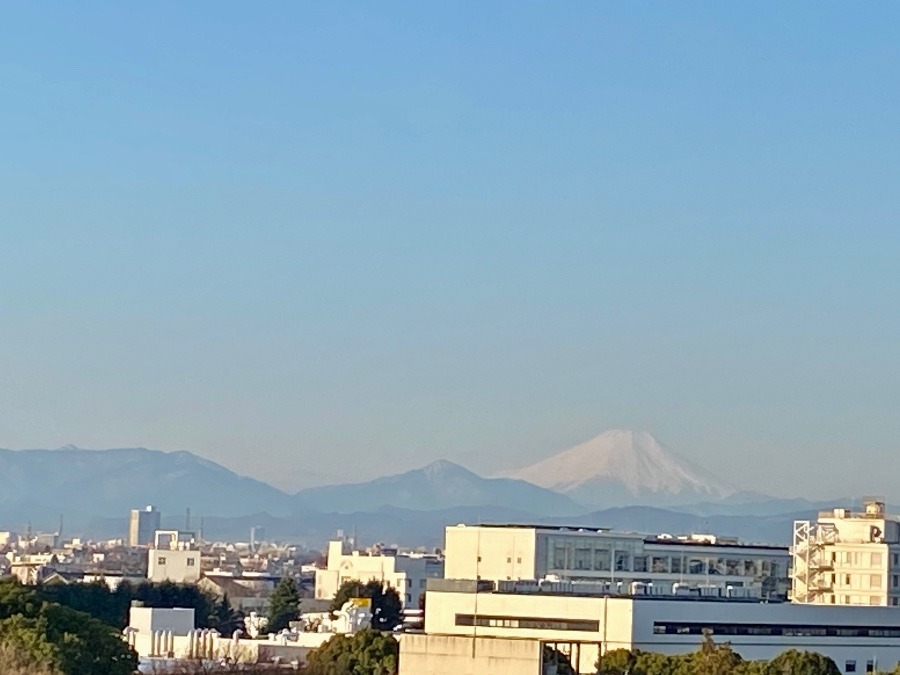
[{"left": 505, "top": 429, "right": 735, "bottom": 508}]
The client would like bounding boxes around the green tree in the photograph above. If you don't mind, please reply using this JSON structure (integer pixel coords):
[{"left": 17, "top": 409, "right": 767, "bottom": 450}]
[
  {"left": 40, "top": 578, "right": 224, "bottom": 631},
  {"left": 0, "top": 614, "right": 59, "bottom": 675},
  {"left": 329, "top": 580, "right": 368, "bottom": 613},
  {"left": 0, "top": 579, "right": 138, "bottom": 675},
  {"left": 634, "top": 651, "right": 678, "bottom": 675},
  {"left": 597, "top": 648, "right": 639, "bottom": 675},
  {"left": 689, "top": 630, "right": 743, "bottom": 675},
  {"left": 305, "top": 628, "right": 399, "bottom": 675},
  {"left": 329, "top": 580, "right": 403, "bottom": 631},
  {"left": 767, "top": 649, "right": 841, "bottom": 675},
  {"left": 735, "top": 660, "right": 770, "bottom": 675},
  {"left": 209, "top": 592, "right": 242, "bottom": 634},
  {"left": 268, "top": 576, "right": 302, "bottom": 633}
]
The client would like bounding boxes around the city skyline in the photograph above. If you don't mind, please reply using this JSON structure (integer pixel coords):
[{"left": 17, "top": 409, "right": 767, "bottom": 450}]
[{"left": 4, "top": 3, "right": 900, "bottom": 500}]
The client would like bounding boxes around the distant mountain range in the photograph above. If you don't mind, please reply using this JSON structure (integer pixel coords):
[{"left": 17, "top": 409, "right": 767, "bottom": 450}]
[
  {"left": 0, "top": 431, "right": 849, "bottom": 548},
  {"left": 299, "top": 459, "right": 582, "bottom": 516}
]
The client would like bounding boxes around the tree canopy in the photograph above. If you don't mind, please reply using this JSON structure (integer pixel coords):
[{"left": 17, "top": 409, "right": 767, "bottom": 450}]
[
  {"left": 329, "top": 580, "right": 402, "bottom": 631},
  {"left": 0, "top": 579, "right": 138, "bottom": 675},
  {"left": 767, "top": 649, "right": 841, "bottom": 675},
  {"left": 267, "top": 576, "right": 302, "bottom": 633},
  {"left": 305, "top": 628, "right": 399, "bottom": 675},
  {"left": 596, "top": 634, "right": 842, "bottom": 675},
  {"left": 38, "top": 578, "right": 239, "bottom": 633}
]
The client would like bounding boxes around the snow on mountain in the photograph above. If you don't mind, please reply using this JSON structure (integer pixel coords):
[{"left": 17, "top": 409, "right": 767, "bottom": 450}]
[{"left": 506, "top": 429, "right": 735, "bottom": 508}]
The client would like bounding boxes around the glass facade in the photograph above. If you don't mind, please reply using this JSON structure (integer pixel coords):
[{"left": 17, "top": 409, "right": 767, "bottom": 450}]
[{"left": 540, "top": 533, "right": 786, "bottom": 592}]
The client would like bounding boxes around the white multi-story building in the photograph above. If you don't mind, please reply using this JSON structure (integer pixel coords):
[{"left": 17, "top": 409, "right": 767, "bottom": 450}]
[
  {"left": 147, "top": 529, "right": 200, "bottom": 583},
  {"left": 445, "top": 524, "right": 789, "bottom": 598},
  {"left": 315, "top": 540, "right": 444, "bottom": 606},
  {"left": 401, "top": 579, "right": 900, "bottom": 675},
  {"left": 792, "top": 499, "right": 900, "bottom": 607}
]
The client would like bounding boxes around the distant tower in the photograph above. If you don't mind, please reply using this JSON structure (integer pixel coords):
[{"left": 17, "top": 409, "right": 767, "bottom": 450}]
[
  {"left": 128, "top": 505, "right": 161, "bottom": 547},
  {"left": 250, "top": 525, "right": 266, "bottom": 552},
  {"left": 54, "top": 514, "right": 64, "bottom": 548}
]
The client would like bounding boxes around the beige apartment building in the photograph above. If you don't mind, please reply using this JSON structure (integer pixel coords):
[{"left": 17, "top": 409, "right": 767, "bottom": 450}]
[
  {"left": 315, "top": 540, "right": 444, "bottom": 606},
  {"left": 792, "top": 499, "right": 900, "bottom": 606},
  {"left": 445, "top": 524, "right": 790, "bottom": 598}
]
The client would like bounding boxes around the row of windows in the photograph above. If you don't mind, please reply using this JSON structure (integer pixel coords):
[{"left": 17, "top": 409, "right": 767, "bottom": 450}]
[
  {"left": 544, "top": 538, "right": 778, "bottom": 577},
  {"left": 827, "top": 573, "right": 885, "bottom": 589},
  {"left": 653, "top": 622, "right": 900, "bottom": 638},
  {"left": 832, "top": 552, "right": 884, "bottom": 567},
  {"left": 845, "top": 659, "right": 878, "bottom": 673},
  {"left": 455, "top": 614, "right": 599, "bottom": 633}
]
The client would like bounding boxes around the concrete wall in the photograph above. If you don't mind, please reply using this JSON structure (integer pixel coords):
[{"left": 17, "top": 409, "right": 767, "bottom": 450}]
[
  {"left": 424, "top": 589, "right": 633, "bottom": 671},
  {"left": 130, "top": 607, "right": 195, "bottom": 635},
  {"left": 148, "top": 548, "right": 201, "bottom": 583},
  {"left": 444, "top": 526, "right": 538, "bottom": 581},
  {"left": 399, "top": 633, "right": 541, "bottom": 675}
]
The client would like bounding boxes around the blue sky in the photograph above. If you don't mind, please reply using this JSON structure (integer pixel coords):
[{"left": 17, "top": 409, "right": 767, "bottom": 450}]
[{"left": 2, "top": 3, "right": 900, "bottom": 497}]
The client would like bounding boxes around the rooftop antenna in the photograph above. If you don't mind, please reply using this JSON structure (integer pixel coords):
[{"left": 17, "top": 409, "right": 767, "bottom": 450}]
[
  {"left": 199, "top": 517, "right": 204, "bottom": 544},
  {"left": 185, "top": 507, "right": 191, "bottom": 532}
]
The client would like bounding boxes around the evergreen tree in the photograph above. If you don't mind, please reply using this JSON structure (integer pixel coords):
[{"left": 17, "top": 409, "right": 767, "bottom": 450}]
[
  {"left": 329, "top": 580, "right": 402, "bottom": 631},
  {"left": 209, "top": 593, "right": 241, "bottom": 634},
  {"left": 689, "top": 629, "right": 743, "bottom": 675},
  {"left": 0, "top": 579, "right": 138, "bottom": 675},
  {"left": 305, "top": 628, "right": 398, "bottom": 675},
  {"left": 767, "top": 649, "right": 841, "bottom": 675},
  {"left": 329, "top": 580, "right": 367, "bottom": 613},
  {"left": 267, "top": 576, "right": 302, "bottom": 633},
  {"left": 597, "top": 648, "right": 639, "bottom": 675}
]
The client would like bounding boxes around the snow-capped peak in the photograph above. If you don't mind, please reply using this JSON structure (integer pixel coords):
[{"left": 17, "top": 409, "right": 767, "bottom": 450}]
[{"left": 506, "top": 429, "right": 735, "bottom": 508}]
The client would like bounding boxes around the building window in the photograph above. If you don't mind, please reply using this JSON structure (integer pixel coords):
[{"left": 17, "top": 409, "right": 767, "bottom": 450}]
[
  {"left": 517, "top": 557, "right": 522, "bottom": 564},
  {"left": 872, "top": 553, "right": 883, "bottom": 566},
  {"left": 456, "top": 614, "right": 599, "bottom": 632},
  {"left": 870, "top": 574, "right": 881, "bottom": 589},
  {"left": 574, "top": 546, "right": 591, "bottom": 570},
  {"left": 654, "top": 622, "right": 900, "bottom": 639},
  {"left": 633, "top": 556, "right": 648, "bottom": 572},
  {"left": 157, "top": 557, "right": 166, "bottom": 565},
  {"left": 867, "top": 660, "right": 875, "bottom": 672},
  {"left": 846, "top": 661, "right": 856, "bottom": 672}
]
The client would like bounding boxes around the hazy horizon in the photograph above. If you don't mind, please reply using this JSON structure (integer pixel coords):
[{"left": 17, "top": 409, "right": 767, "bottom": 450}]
[{"left": 4, "top": 4, "right": 900, "bottom": 501}]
